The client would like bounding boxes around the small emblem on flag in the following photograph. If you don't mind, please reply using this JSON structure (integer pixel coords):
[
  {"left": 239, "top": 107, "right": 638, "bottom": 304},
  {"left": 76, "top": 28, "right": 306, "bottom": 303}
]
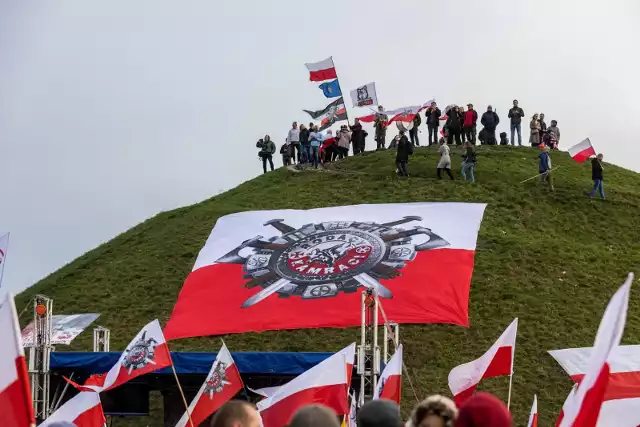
[
  {"left": 122, "top": 331, "right": 158, "bottom": 374},
  {"left": 204, "top": 362, "right": 231, "bottom": 399}
]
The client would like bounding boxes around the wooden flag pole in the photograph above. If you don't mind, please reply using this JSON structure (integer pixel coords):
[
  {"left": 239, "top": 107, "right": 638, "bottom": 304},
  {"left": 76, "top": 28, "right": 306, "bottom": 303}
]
[
  {"left": 171, "top": 363, "right": 195, "bottom": 427},
  {"left": 519, "top": 165, "right": 561, "bottom": 184},
  {"left": 330, "top": 56, "right": 351, "bottom": 125},
  {"left": 507, "top": 371, "right": 514, "bottom": 410}
]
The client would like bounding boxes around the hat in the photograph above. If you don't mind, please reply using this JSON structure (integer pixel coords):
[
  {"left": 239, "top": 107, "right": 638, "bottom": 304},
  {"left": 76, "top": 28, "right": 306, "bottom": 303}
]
[
  {"left": 454, "top": 393, "right": 511, "bottom": 427},
  {"left": 358, "top": 399, "right": 402, "bottom": 427}
]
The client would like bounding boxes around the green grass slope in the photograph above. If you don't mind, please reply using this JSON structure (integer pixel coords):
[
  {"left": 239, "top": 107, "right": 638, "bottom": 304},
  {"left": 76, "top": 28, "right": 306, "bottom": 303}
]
[{"left": 18, "top": 145, "right": 640, "bottom": 426}]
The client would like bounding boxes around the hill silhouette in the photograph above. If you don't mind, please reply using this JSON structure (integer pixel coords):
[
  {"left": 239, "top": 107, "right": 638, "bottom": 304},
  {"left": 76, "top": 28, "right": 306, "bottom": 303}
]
[{"left": 17, "top": 145, "right": 640, "bottom": 426}]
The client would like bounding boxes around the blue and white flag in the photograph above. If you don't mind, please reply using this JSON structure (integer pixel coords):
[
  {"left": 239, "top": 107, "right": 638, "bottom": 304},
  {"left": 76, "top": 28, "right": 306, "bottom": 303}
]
[{"left": 318, "top": 79, "right": 342, "bottom": 98}]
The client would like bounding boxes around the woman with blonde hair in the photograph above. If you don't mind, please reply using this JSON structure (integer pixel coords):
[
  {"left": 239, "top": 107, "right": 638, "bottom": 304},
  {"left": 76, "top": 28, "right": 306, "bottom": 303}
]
[
  {"left": 529, "top": 114, "right": 541, "bottom": 147},
  {"left": 406, "top": 395, "right": 458, "bottom": 427}
]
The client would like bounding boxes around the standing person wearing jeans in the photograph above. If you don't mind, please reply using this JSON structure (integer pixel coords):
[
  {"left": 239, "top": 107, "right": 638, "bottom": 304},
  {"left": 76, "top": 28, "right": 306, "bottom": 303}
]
[
  {"left": 299, "top": 124, "right": 310, "bottom": 164},
  {"left": 538, "top": 145, "right": 554, "bottom": 192},
  {"left": 588, "top": 153, "right": 605, "bottom": 199},
  {"left": 425, "top": 102, "right": 442, "bottom": 145},
  {"left": 257, "top": 135, "right": 275, "bottom": 174},
  {"left": 395, "top": 130, "right": 412, "bottom": 177},
  {"left": 463, "top": 104, "right": 478, "bottom": 144},
  {"left": 508, "top": 99, "right": 525, "bottom": 146},
  {"left": 309, "top": 126, "right": 323, "bottom": 169},
  {"left": 461, "top": 142, "right": 476, "bottom": 183},
  {"left": 287, "top": 122, "right": 301, "bottom": 163}
]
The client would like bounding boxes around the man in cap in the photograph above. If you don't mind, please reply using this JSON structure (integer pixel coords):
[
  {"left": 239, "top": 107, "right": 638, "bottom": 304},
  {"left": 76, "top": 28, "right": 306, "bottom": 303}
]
[
  {"left": 374, "top": 105, "right": 388, "bottom": 150},
  {"left": 480, "top": 106, "right": 500, "bottom": 145}
]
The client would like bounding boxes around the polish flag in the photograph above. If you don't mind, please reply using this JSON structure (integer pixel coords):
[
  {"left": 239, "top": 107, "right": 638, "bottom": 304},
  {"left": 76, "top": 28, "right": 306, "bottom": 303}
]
[
  {"left": 0, "top": 293, "right": 35, "bottom": 427},
  {"left": 418, "top": 99, "right": 436, "bottom": 112},
  {"left": 176, "top": 342, "right": 244, "bottom": 427},
  {"left": 373, "top": 344, "right": 402, "bottom": 404},
  {"left": 556, "top": 273, "right": 632, "bottom": 427},
  {"left": 257, "top": 343, "right": 354, "bottom": 427},
  {"left": 0, "top": 232, "right": 9, "bottom": 287},
  {"left": 305, "top": 57, "right": 337, "bottom": 82},
  {"left": 527, "top": 395, "right": 538, "bottom": 427},
  {"left": 80, "top": 319, "right": 172, "bottom": 392},
  {"left": 550, "top": 344, "right": 640, "bottom": 427},
  {"left": 567, "top": 138, "right": 596, "bottom": 163},
  {"left": 448, "top": 318, "right": 518, "bottom": 405},
  {"left": 40, "top": 392, "right": 105, "bottom": 427},
  {"left": 388, "top": 107, "right": 421, "bottom": 126}
]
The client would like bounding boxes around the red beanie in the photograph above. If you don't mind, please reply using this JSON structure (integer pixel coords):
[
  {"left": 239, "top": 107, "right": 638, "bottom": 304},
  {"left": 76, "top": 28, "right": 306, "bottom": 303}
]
[{"left": 454, "top": 393, "right": 512, "bottom": 427}]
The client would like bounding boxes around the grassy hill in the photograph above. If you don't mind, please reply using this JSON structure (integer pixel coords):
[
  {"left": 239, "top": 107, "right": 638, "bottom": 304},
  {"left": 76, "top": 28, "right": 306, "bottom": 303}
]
[{"left": 17, "top": 145, "right": 640, "bottom": 426}]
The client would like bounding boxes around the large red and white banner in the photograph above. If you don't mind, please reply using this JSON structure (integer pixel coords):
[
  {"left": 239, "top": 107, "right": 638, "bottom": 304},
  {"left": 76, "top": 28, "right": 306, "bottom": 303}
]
[
  {"left": 0, "top": 293, "right": 35, "bottom": 427},
  {"left": 41, "top": 392, "right": 105, "bottom": 427},
  {"left": 550, "top": 344, "right": 640, "bottom": 427},
  {"left": 176, "top": 342, "right": 244, "bottom": 427},
  {"left": 556, "top": 273, "right": 632, "bottom": 427},
  {"left": 165, "top": 203, "right": 486, "bottom": 339},
  {"left": 80, "top": 319, "right": 172, "bottom": 392}
]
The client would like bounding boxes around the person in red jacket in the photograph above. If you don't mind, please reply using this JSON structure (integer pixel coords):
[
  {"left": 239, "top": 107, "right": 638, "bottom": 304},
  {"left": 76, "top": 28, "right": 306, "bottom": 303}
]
[{"left": 463, "top": 104, "right": 479, "bottom": 145}]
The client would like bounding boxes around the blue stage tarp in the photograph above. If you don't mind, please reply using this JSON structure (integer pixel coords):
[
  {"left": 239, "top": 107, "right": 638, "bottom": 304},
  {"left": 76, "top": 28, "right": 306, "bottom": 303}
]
[{"left": 50, "top": 351, "right": 334, "bottom": 375}]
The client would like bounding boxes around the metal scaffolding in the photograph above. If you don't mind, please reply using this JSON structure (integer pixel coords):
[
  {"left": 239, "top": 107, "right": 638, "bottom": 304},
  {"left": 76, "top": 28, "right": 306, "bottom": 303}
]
[
  {"left": 93, "top": 326, "right": 111, "bottom": 352},
  {"left": 28, "top": 294, "right": 52, "bottom": 421},
  {"left": 382, "top": 321, "right": 400, "bottom": 363},
  {"left": 357, "top": 290, "right": 380, "bottom": 406}
]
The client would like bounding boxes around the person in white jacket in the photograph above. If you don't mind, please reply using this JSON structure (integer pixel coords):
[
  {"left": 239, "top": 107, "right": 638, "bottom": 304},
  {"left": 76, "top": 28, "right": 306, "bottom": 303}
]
[{"left": 437, "top": 138, "right": 454, "bottom": 180}]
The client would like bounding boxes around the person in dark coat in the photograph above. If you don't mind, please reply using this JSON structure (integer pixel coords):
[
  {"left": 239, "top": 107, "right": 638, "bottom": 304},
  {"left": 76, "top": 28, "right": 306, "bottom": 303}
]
[
  {"left": 299, "top": 124, "right": 310, "bottom": 164},
  {"left": 463, "top": 104, "right": 479, "bottom": 144},
  {"left": 445, "top": 106, "right": 462, "bottom": 145},
  {"left": 350, "top": 118, "right": 368, "bottom": 155},
  {"left": 395, "top": 130, "right": 412, "bottom": 177},
  {"left": 508, "top": 99, "right": 525, "bottom": 146},
  {"left": 480, "top": 106, "right": 500, "bottom": 145},
  {"left": 425, "top": 102, "right": 442, "bottom": 145},
  {"left": 588, "top": 153, "right": 605, "bottom": 199},
  {"left": 410, "top": 112, "right": 421, "bottom": 146},
  {"left": 256, "top": 135, "right": 275, "bottom": 173}
]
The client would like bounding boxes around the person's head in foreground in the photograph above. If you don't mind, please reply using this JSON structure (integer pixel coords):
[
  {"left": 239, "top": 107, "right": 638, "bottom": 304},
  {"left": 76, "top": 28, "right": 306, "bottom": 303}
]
[
  {"left": 453, "top": 393, "right": 511, "bottom": 427},
  {"left": 407, "top": 395, "right": 458, "bottom": 427},
  {"left": 289, "top": 404, "right": 340, "bottom": 427},
  {"left": 45, "top": 423, "right": 76, "bottom": 427},
  {"left": 210, "top": 400, "right": 262, "bottom": 427},
  {"left": 358, "top": 398, "right": 403, "bottom": 427}
]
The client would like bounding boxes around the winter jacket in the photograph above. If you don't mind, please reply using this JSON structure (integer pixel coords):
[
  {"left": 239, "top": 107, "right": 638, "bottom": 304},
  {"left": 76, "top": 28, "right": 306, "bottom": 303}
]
[
  {"left": 299, "top": 128, "right": 310, "bottom": 145},
  {"left": 508, "top": 107, "right": 525, "bottom": 125},
  {"left": 463, "top": 147, "right": 476, "bottom": 164},
  {"left": 309, "top": 132, "right": 323, "bottom": 148},
  {"left": 547, "top": 125, "right": 560, "bottom": 143},
  {"left": 412, "top": 113, "right": 422, "bottom": 128},
  {"left": 395, "top": 135, "right": 412, "bottom": 162},
  {"left": 426, "top": 107, "right": 442, "bottom": 126},
  {"left": 337, "top": 130, "right": 351, "bottom": 149},
  {"left": 258, "top": 138, "right": 276, "bottom": 156},
  {"left": 481, "top": 111, "right": 500, "bottom": 130},
  {"left": 445, "top": 110, "right": 462, "bottom": 131},
  {"left": 350, "top": 123, "right": 368, "bottom": 146},
  {"left": 374, "top": 113, "right": 388, "bottom": 131},
  {"left": 592, "top": 158, "right": 604, "bottom": 180},
  {"left": 538, "top": 152, "right": 552, "bottom": 173},
  {"left": 463, "top": 110, "right": 478, "bottom": 127},
  {"left": 287, "top": 128, "right": 300, "bottom": 144},
  {"left": 540, "top": 119, "right": 547, "bottom": 133}
]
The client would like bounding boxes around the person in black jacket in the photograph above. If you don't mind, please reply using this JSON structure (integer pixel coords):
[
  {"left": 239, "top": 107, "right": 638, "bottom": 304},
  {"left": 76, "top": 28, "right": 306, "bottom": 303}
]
[
  {"left": 445, "top": 106, "right": 462, "bottom": 145},
  {"left": 425, "top": 102, "right": 441, "bottom": 145},
  {"left": 410, "top": 112, "right": 421, "bottom": 147},
  {"left": 480, "top": 106, "right": 500, "bottom": 145},
  {"left": 395, "top": 130, "right": 412, "bottom": 177},
  {"left": 508, "top": 99, "right": 525, "bottom": 146},
  {"left": 350, "top": 119, "right": 368, "bottom": 155},
  {"left": 299, "top": 124, "right": 310, "bottom": 164},
  {"left": 587, "top": 153, "right": 605, "bottom": 199}
]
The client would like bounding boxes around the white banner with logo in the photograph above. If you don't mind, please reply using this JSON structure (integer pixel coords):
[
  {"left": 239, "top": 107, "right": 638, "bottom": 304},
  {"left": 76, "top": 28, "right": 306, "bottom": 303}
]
[
  {"left": 350, "top": 82, "right": 378, "bottom": 108},
  {"left": 21, "top": 313, "right": 100, "bottom": 347}
]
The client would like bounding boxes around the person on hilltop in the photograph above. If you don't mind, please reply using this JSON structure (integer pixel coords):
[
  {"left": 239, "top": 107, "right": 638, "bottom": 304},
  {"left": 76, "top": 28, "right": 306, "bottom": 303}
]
[
  {"left": 529, "top": 114, "right": 541, "bottom": 147},
  {"left": 280, "top": 139, "right": 292, "bottom": 166},
  {"left": 425, "top": 102, "right": 442, "bottom": 145},
  {"left": 309, "top": 125, "right": 323, "bottom": 169},
  {"left": 437, "top": 138, "right": 454, "bottom": 180},
  {"left": 457, "top": 106, "right": 467, "bottom": 144},
  {"left": 395, "top": 129, "right": 413, "bottom": 177},
  {"left": 299, "top": 123, "right": 310, "bottom": 164},
  {"left": 256, "top": 135, "right": 275, "bottom": 174},
  {"left": 406, "top": 395, "right": 458, "bottom": 427},
  {"left": 350, "top": 118, "right": 368, "bottom": 155},
  {"left": 508, "top": 99, "right": 525, "bottom": 146},
  {"left": 287, "top": 121, "right": 301, "bottom": 163},
  {"left": 539, "top": 113, "right": 547, "bottom": 144},
  {"left": 453, "top": 393, "right": 511, "bottom": 427},
  {"left": 461, "top": 141, "right": 477, "bottom": 183},
  {"left": 336, "top": 125, "right": 351, "bottom": 159},
  {"left": 410, "top": 109, "right": 422, "bottom": 147},
  {"left": 463, "top": 104, "right": 478, "bottom": 144},
  {"left": 375, "top": 105, "right": 389, "bottom": 150},
  {"left": 547, "top": 119, "right": 560, "bottom": 149},
  {"left": 445, "top": 105, "right": 463, "bottom": 146},
  {"left": 480, "top": 106, "right": 500, "bottom": 145},
  {"left": 210, "top": 401, "right": 262, "bottom": 427},
  {"left": 587, "top": 153, "right": 606, "bottom": 200},
  {"left": 538, "top": 145, "right": 554, "bottom": 192}
]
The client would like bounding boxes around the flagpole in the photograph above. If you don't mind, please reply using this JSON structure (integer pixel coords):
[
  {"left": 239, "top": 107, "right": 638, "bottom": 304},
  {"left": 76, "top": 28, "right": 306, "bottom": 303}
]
[
  {"left": 507, "top": 372, "right": 513, "bottom": 410},
  {"left": 171, "top": 363, "right": 195, "bottom": 427},
  {"left": 331, "top": 57, "right": 351, "bottom": 125},
  {"left": 519, "top": 165, "right": 561, "bottom": 183}
]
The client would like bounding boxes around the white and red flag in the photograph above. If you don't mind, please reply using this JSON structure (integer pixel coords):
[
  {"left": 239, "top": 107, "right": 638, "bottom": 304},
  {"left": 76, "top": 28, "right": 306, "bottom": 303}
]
[
  {"left": 79, "top": 319, "right": 172, "bottom": 392},
  {"left": 528, "top": 395, "right": 538, "bottom": 427},
  {"left": 387, "top": 107, "right": 421, "bottom": 126},
  {"left": 567, "top": 138, "right": 596, "bottom": 163},
  {"left": 556, "top": 273, "right": 632, "bottom": 427},
  {"left": 373, "top": 344, "right": 402, "bottom": 404},
  {"left": 0, "top": 293, "right": 35, "bottom": 427},
  {"left": 550, "top": 344, "right": 640, "bottom": 427},
  {"left": 257, "top": 343, "right": 354, "bottom": 427},
  {"left": 41, "top": 392, "right": 105, "bottom": 427},
  {"left": 305, "top": 57, "right": 337, "bottom": 82},
  {"left": 176, "top": 342, "right": 244, "bottom": 427},
  {"left": 418, "top": 99, "right": 436, "bottom": 112},
  {"left": 0, "top": 232, "right": 9, "bottom": 287},
  {"left": 164, "top": 203, "right": 487, "bottom": 339},
  {"left": 448, "top": 318, "right": 518, "bottom": 405}
]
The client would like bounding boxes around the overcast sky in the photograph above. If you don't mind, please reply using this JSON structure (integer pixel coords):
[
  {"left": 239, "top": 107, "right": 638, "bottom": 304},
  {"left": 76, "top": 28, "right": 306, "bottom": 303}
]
[{"left": 1, "top": 0, "right": 639, "bottom": 296}]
